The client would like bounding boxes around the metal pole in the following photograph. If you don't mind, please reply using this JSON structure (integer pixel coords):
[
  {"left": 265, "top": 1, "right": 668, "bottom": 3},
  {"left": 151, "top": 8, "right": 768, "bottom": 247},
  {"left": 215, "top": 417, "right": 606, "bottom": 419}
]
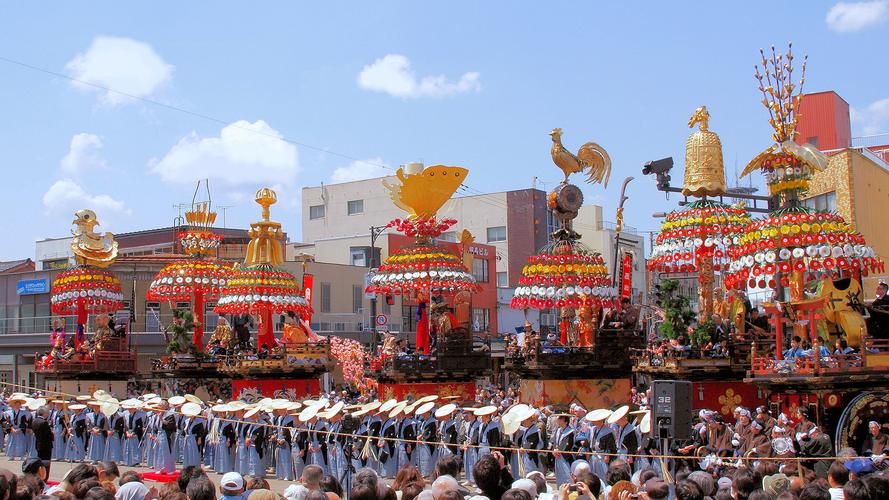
[{"left": 369, "top": 226, "right": 386, "bottom": 349}]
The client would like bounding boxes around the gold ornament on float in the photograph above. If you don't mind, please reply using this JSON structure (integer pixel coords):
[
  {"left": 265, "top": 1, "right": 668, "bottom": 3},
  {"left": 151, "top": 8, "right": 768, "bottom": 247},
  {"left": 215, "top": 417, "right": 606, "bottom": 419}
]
[
  {"left": 683, "top": 106, "right": 726, "bottom": 197},
  {"left": 70, "top": 209, "right": 119, "bottom": 268}
]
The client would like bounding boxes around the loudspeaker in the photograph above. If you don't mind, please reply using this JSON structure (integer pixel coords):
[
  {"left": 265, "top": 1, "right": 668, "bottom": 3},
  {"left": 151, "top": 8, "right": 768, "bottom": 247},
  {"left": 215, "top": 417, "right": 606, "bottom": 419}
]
[{"left": 651, "top": 380, "right": 692, "bottom": 440}]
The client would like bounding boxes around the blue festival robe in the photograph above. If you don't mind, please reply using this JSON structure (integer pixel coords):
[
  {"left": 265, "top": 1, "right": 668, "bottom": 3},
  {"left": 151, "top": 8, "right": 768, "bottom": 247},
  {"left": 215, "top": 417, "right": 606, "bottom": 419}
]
[
  {"left": 155, "top": 410, "right": 178, "bottom": 474},
  {"left": 520, "top": 424, "right": 544, "bottom": 475},
  {"left": 552, "top": 425, "right": 575, "bottom": 486},
  {"left": 183, "top": 416, "right": 206, "bottom": 468},
  {"left": 236, "top": 422, "right": 250, "bottom": 476},
  {"left": 246, "top": 422, "right": 266, "bottom": 477},
  {"left": 66, "top": 412, "right": 88, "bottom": 462},
  {"left": 309, "top": 420, "right": 329, "bottom": 474},
  {"left": 215, "top": 421, "right": 236, "bottom": 474},
  {"left": 379, "top": 418, "right": 399, "bottom": 478},
  {"left": 291, "top": 427, "right": 308, "bottom": 480},
  {"left": 51, "top": 409, "right": 68, "bottom": 460},
  {"left": 203, "top": 414, "right": 216, "bottom": 470},
  {"left": 327, "top": 421, "right": 342, "bottom": 482},
  {"left": 5, "top": 408, "right": 30, "bottom": 459},
  {"left": 123, "top": 411, "right": 145, "bottom": 466},
  {"left": 275, "top": 415, "right": 295, "bottom": 480},
  {"left": 417, "top": 416, "right": 437, "bottom": 477},
  {"left": 463, "top": 420, "right": 481, "bottom": 484},
  {"left": 144, "top": 413, "right": 157, "bottom": 468},
  {"left": 395, "top": 417, "right": 416, "bottom": 472},
  {"left": 104, "top": 411, "right": 126, "bottom": 462},
  {"left": 86, "top": 411, "right": 109, "bottom": 462}
]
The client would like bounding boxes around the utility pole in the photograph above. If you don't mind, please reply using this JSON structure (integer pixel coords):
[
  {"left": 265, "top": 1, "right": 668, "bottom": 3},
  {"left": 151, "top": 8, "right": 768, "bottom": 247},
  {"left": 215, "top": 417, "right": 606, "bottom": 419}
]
[{"left": 368, "top": 225, "right": 388, "bottom": 348}]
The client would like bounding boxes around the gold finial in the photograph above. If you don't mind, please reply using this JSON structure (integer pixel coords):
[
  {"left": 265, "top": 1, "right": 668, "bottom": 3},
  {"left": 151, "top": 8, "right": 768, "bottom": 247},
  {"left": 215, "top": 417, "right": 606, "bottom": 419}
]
[
  {"left": 255, "top": 187, "right": 277, "bottom": 221},
  {"left": 244, "top": 187, "right": 284, "bottom": 266},
  {"left": 683, "top": 106, "right": 726, "bottom": 197},
  {"left": 70, "top": 209, "right": 118, "bottom": 267}
]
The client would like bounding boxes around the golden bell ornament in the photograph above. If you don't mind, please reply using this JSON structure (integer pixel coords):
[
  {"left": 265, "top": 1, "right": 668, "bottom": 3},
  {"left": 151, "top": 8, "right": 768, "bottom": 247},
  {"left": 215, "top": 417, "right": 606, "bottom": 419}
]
[{"left": 683, "top": 106, "right": 727, "bottom": 197}]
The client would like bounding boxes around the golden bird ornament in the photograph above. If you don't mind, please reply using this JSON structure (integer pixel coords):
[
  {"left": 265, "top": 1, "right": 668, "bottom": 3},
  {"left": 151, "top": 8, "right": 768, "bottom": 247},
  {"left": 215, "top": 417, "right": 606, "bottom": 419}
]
[
  {"left": 550, "top": 128, "right": 611, "bottom": 187},
  {"left": 382, "top": 164, "right": 467, "bottom": 219}
]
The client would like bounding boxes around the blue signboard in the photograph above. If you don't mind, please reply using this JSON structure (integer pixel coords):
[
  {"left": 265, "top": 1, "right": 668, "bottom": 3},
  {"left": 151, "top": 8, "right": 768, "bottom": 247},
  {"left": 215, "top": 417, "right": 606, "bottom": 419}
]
[{"left": 16, "top": 279, "right": 49, "bottom": 295}]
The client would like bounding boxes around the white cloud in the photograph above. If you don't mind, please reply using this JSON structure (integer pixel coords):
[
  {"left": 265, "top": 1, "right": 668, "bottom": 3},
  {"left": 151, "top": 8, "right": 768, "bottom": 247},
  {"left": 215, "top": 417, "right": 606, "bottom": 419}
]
[
  {"left": 330, "top": 158, "right": 390, "bottom": 183},
  {"left": 357, "top": 54, "right": 481, "bottom": 99},
  {"left": 826, "top": 1, "right": 888, "bottom": 32},
  {"left": 65, "top": 36, "right": 174, "bottom": 105},
  {"left": 42, "top": 179, "right": 129, "bottom": 215},
  {"left": 851, "top": 97, "right": 889, "bottom": 135},
  {"left": 60, "top": 133, "right": 106, "bottom": 174},
  {"left": 150, "top": 120, "right": 299, "bottom": 186}
]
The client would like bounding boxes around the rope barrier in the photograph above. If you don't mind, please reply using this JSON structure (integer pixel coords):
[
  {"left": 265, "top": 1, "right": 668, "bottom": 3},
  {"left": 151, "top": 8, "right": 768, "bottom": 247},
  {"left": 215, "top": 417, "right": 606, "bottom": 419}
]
[{"left": 0, "top": 381, "right": 874, "bottom": 464}]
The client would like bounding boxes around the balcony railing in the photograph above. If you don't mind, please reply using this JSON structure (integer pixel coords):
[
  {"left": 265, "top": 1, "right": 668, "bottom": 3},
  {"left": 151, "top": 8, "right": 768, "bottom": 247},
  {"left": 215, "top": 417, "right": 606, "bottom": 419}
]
[{"left": 749, "top": 337, "right": 889, "bottom": 378}]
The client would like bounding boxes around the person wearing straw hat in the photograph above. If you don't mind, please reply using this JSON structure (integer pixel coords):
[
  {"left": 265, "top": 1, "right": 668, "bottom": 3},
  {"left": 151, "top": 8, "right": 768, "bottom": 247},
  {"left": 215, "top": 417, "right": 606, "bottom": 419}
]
[
  {"left": 155, "top": 399, "right": 178, "bottom": 474},
  {"left": 288, "top": 404, "right": 308, "bottom": 480},
  {"left": 435, "top": 403, "right": 460, "bottom": 465},
  {"left": 584, "top": 408, "right": 614, "bottom": 480},
  {"left": 242, "top": 406, "right": 267, "bottom": 477},
  {"left": 629, "top": 410, "right": 655, "bottom": 474},
  {"left": 181, "top": 402, "right": 206, "bottom": 467},
  {"left": 324, "top": 402, "right": 349, "bottom": 486},
  {"left": 213, "top": 404, "right": 236, "bottom": 474},
  {"left": 65, "top": 403, "right": 88, "bottom": 462},
  {"left": 515, "top": 406, "right": 543, "bottom": 476},
  {"left": 202, "top": 404, "right": 216, "bottom": 471},
  {"left": 476, "top": 406, "right": 500, "bottom": 458},
  {"left": 5, "top": 394, "right": 31, "bottom": 459},
  {"left": 461, "top": 407, "right": 481, "bottom": 484},
  {"left": 363, "top": 402, "right": 384, "bottom": 473},
  {"left": 122, "top": 400, "right": 146, "bottom": 467},
  {"left": 105, "top": 402, "right": 126, "bottom": 463},
  {"left": 50, "top": 400, "right": 68, "bottom": 462},
  {"left": 85, "top": 399, "right": 109, "bottom": 463},
  {"left": 349, "top": 404, "right": 372, "bottom": 472},
  {"left": 608, "top": 405, "right": 637, "bottom": 467},
  {"left": 25, "top": 397, "right": 46, "bottom": 459},
  {"left": 414, "top": 401, "right": 438, "bottom": 477},
  {"left": 143, "top": 400, "right": 161, "bottom": 469},
  {"left": 395, "top": 403, "right": 417, "bottom": 474},
  {"left": 550, "top": 413, "right": 575, "bottom": 486},
  {"left": 271, "top": 400, "right": 296, "bottom": 480},
  {"left": 377, "top": 400, "right": 400, "bottom": 478},
  {"left": 302, "top": 404, "right": 329, "bottom": 474}
]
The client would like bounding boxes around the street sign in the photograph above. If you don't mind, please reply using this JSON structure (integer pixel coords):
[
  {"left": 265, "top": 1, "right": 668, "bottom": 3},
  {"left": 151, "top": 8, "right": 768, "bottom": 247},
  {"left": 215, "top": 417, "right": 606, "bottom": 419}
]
[
  {"left": 365, "top": 268, "right": 378, "bottom": 299},
  {"left": 16, "top": 279, "right": 48, "bottom": 295},
  {"left": 375, "top": 314, "right": 388, "bottom": 326}
]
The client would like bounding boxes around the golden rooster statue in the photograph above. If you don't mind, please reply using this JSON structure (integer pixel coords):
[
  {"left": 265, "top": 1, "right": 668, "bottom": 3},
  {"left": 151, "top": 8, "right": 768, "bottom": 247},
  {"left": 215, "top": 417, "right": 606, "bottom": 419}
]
[
  {"left": 70, "top": 209, "right": 119, "bottom": 268},
  {"left": 382, "top": 164, "right": 468, "bottom": 219},
  {"left": 550, "top": 128, "right": 612, "bottom": 187}
]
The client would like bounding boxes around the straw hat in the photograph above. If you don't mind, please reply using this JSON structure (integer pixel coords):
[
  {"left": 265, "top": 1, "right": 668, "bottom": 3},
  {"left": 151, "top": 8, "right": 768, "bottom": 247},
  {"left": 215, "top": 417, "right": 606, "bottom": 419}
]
[
  {"left": 639, "top": 412, "right": 651, "bottom": 434},
  {"left": 92, "top": 390, "right": 111, "bottom": 401},
  {"left": 244, "top": 407, "right": 262, "bottom": 419},
  {"left": 287, "top": 402, "right": 303, "bottom": 412},
  {"left": 100, "top": 399, "right": 120, "bottom": 416},
  {"left": 416, "top": 395, "right": 439, "bottom": 404},
  {"left": 607, "top": 405, "right": 630, "bottom": 425},
  {"left": 181, "top": 402, "right": 202, "bottom": 417},
  {"left": 585, "top": 408, "right": 613, "bottom": 423},
  {"left": 146, "top": 397, "right": 164, "bottom": 406},
  {"left": 379, "top": 399, "right": 398, "bottom": 413},
  {"left": 50, "top": 400, "right": 67, "bottom": 405},
  {"left": 298, "top": 404, "right": 322, "bottom": 423},
  {"left": 228, "top": 401, "right": 247, "bottom": 410},
  {"left": 501, "top": 412, "right": 522, "bottom": 435},
  {"left": 414, "top": 402, "right": 436, "bottom": 416},
  {"left": 27, "top": 398, "right": 47, "bottom": 410},
  {"left": 363, "top": 401, "right": 382, "bottom": 413},
  {"left": 389, "top": 402, "right": 408, "bottom": 419},
  {"left": 351, "top": 407, "right": 371, "bottom": 418},
  {"left": 69, "top": 404, "right": 86, "bottom": 411},
  {"left": 475, "top": 406, "right": 498, "bottom": 417},
  {"left": 320, "top": 401, "right": 345, "bottom": 419},
  {"left": 507, "top": 404, "right": 535, "bottom": 423},
  {"left": 141, "top": 393, "right": 159, "bottom": 401},
  {"left": 168, "top": 396, "right": 186, "bottom": 406},
  {"left": 76, "top": 395, "right": 91, "bottom": 402},
  {"left": 271, "top": 400, "right": 291, "bottom": 411},
  {"left": 184, "top": 394, "right": 202, "bottom": 405},
  {"left": 435, "top": 403, "right": 458, "bottom": 418},
  {"left": 7, "top": 395, "right": 27, "bottom": 404}
]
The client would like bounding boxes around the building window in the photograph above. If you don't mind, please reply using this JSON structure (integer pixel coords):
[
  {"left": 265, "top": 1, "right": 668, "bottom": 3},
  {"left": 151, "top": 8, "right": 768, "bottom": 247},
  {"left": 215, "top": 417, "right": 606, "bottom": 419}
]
[
  {"left": 496, "top": 272, "right": 508, "bottom": 288},
  {"left": 486, "top": 226, "right": 506, "bottom": 242},
  {"left": 802, "top": 191, "right": 837, "bottom": 212},
  {"left": 472, "top": 258, "right": 489, "bottom": 283},
  {"left": 350, "top": 247, "right": 368, "bottom": 267},
  {"left": 402, "top": 305, "right": 418, "bottom": 333},
  {"left": 546, "top": 210, "right": 559, "bottom": 241},
  {"left": 42, "top": 258, "right": 69, "bottom": 270},
  {"left": 471, "top": 308, "right": 490, "bottom": 332},
  {"left": 309, "top": 204, "right": 326, "bottom": 220},
  {"left": 320, "top": 282, "right": 331, "bottom": 313},
  {"left": 347, "top": 200, "right": 364, "bottom": 215},
  {"left": 438, "top": 231, "right": 457, "bottom": 242},
  {"left": 175, "top": 302, "right": 190, "bottom": 311},
  {"left": 352, "top": 285, "right": 363, "bottom": 313},
  {"left": 146, "top": 302, "right": 161, "bottom": 333}
]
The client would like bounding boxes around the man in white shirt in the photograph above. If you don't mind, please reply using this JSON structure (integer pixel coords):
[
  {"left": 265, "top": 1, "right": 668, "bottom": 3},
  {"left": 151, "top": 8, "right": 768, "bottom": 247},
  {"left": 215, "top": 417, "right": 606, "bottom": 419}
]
[{"left": 827, "top": 461, "right": 849, "bottom": 500}]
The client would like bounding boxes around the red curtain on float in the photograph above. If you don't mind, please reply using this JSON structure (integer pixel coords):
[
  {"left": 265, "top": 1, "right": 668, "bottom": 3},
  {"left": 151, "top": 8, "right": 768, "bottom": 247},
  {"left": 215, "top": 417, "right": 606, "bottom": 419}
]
[{"left": 231, "top": 378, "right": 321, "bottom": 399}]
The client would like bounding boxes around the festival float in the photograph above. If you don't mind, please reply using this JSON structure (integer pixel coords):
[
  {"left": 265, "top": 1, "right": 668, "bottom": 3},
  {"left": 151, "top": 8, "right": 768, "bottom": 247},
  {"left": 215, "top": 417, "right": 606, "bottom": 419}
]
[
  {"left": 365, "top": 164, "right": 489, "bottom": 400},
  {"left": 146, "top": 191, "right": 232, "bottom": 376},
  {"left": 215, "top": 188, "right": 332, "bottom": 398},
  {"left": 506, "top": 129, "right": 643, "bottom": 409},
  {"left": 718, "top": 45, "right": 889, "bottom": 450},
  {"left": 634, "top": 107, "right": 767, "bottom": 417},
  {"left": 38, "top": 209, "right": 135, "bottom": 380}
]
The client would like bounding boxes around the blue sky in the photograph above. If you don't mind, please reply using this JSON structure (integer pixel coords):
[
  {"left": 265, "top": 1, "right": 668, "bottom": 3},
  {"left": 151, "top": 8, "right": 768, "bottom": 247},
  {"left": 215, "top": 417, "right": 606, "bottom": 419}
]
[{"left": 1, "top": 1, "right": 887, "bottom": 260}]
